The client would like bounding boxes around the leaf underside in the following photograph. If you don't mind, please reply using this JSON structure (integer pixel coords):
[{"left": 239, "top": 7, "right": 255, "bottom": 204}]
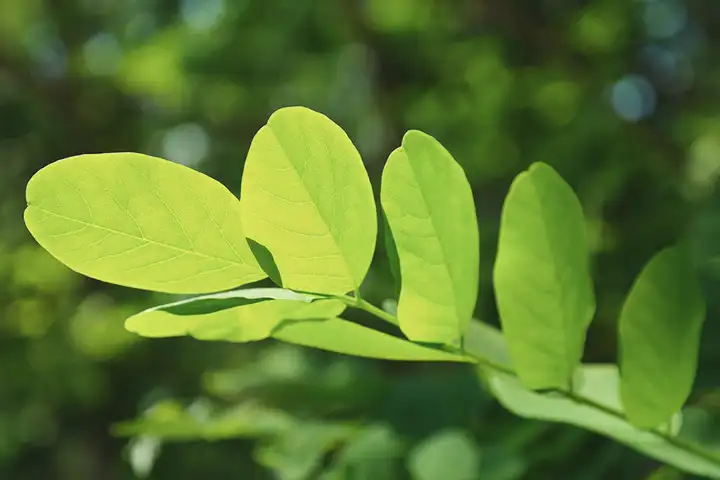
[
  {"left": 381, "top": 130, "right": 479, "bottom": 345},
  {"left": 240, "top": 106, "right": 377, "bottom": 295},
  {"left": 619, "top": 246, "right": 706, "bottom": 429},
  {"left": 493, "top": 162, "right": 595, "bottom": 391},
  {"left": 24, "top": 153, "right": 265, "bottom": 294}
]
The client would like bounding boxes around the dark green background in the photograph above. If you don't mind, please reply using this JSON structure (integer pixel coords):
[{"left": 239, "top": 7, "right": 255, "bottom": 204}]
[{"left": 1, "top": 0, "right": 720, "bottom": 478}]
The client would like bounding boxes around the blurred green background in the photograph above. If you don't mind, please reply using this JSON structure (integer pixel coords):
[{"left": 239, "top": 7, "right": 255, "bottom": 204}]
[{"left": 2, "top": 0, "right": 720, "bottom": 478}]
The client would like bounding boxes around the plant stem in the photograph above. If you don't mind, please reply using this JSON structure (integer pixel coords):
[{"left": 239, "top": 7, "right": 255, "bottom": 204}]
[
  {"left": 341, "top": 294, "right": 720, "bottom": 470},
  {"left": 337, "top": 294, "right": 399, "bottom": 326}
]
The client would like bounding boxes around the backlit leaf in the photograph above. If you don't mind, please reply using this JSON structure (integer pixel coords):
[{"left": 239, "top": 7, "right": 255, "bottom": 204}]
[
  {"left": 619, "top": 246, "right": 706, "bottom": 429},
  {"left": 381, "top": 131, "right": 479, "bottom": 344},
  {"left": 240, "top": 106, "right": 377, "bottom": 295},
  {"left": 126, "top": 288, "right": 345, "bottom": 342},
  {"left": 271, "top": 317, "right": 475, "bottom": 363},
  {"left": 24, "top": 153, "right": 265, "bottom": 293},
  {"left": 493, "top": 162, "right": 595, "bottom": 390}
]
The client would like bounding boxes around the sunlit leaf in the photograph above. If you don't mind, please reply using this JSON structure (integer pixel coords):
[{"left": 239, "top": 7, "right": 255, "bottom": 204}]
[
  {"left": 381, "top": 130, "right": 479, "bottom": 344},
  {"left": 24, "top": 153, "right": 265, "bottom": 293},
  {"left": 407, "top": 429, "right": 482, "bottom": 480},
  {"left": 271, "top": 317, "right": 475, "bottom": 363},
  {"left": 125, "top": 288, "right": 345, "bottom": 342},
  {"left": 134, "top": 287, "right": 320, "bottom": 316},
  {"left": 493, "top": 162, "right": 595, "bottom": 390},
  {"left": 240, "top": 106, "right": 377, "bottom": 295},
  {"left": 619, "top": 246, "right": 706, "bottom": 429}
]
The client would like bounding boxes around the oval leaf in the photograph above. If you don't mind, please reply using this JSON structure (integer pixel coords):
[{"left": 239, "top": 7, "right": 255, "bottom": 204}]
[
  {"left": 619, "top": 246, "right": 706, "bottom": 429},
  {"left": 126, "top": 289, "right": 345, "bottom": 342},
  {"left": 493, "top": 162, "right": 595, "bottom": 390},
  {"left": 240, "top": 106, "right": 377, "bottom": 295},
  {"left": 24, "top": 153, "right": 265, "bottom": 293},
  {"left": 381, "top": 131, "right": 479, "bottom": 344},
  {"left": 271, "top": 317, "right": 474, "bottom": 363}
]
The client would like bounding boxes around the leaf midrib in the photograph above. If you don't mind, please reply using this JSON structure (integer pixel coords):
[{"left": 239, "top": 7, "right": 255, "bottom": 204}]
[
  {"left": 28, "top": 206, "right": 250, "bottom": 267},
  {"left": 526, "top": 174, "right": 580, "bottom": 372},
  {"left": 266, "top": 124, "right": 356, "bottom": 287},
  {"left": 403, "top": 149, "right": 462, "bottom": 326}
]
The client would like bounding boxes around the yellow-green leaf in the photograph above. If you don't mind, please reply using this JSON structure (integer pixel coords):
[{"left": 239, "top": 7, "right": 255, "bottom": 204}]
[
  {"left": 126, "top": 288, "right": 345, "bottom": 342},
  {"left": 381, "top": 130, "right": 479, "bottom": 344},
  {"left": 493, "top": 162, "right": 595, "bottom": 390},
  {"left": 240, "top": 106, "right": 377, "bottom": 295},
  {"left": 24, "top": 153, "right": 265, "bottom": 293},
  {"left": 619, "top": 246, "right": 706, "bottom": 429},
  {"left": 271, "top": 317, "right": 475, "bottom": 363}
]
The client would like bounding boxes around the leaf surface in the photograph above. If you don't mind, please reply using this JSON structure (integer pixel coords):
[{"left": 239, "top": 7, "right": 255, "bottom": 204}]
[
  {"left": 24, "top": 153, "right": 264, "bottom": 293},
  {"left": 493, "top": 162, "right": 595, "bottom": 390},
  {"left": 619, "top": 246, "right": 706, "bottom": 428},
  {"left": 271, "top": 317, "right": 474, "bottom": 363},
  {"left": 126, "top": 288, "right": 345, "bottom": 342},
  {"left": 381, "top": 131, "right": 479, "bottom": 344},
  {"left": 240, "top": 106, "right": 377, "bottom": 295}
]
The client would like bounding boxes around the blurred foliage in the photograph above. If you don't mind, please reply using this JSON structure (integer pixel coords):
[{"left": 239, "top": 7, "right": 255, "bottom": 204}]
[{"left": 2, "top": 0, "right": 720, "bottom": 478}]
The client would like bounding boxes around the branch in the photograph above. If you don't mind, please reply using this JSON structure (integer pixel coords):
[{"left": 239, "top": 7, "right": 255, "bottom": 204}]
[{"left": 342, "top": 295, "right": 720, "bottom": 471}]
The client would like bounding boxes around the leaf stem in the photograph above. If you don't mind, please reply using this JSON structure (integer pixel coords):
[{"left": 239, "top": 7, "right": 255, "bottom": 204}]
[
  {"left": 342, "top": 295, "right": 720, "bottom": 471},
  {"left": 337, "top": 294, "right": 399, "bottom": 326}
]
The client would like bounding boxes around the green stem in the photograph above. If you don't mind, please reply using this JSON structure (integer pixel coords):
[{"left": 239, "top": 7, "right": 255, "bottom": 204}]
[
  {"left": 338, "top": 294, "right": 399, "bottom": 326},
  {"left": 340, "top": 295, "right": 720, "bottom": 470}
]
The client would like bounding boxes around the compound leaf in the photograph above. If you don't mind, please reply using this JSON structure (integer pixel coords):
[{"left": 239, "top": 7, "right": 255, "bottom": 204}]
[
  {"left": 381, "top": 131, "right": 479, "bottom": 344},
  {"left": 619, "top": 246, "right": 706, "bottom": 429},
  {"left": 24, "top": 153, "right": 265, "bottom": 293},
  {"left": 240, "top": 106, "right": 377, "bottom": 295},
  {"left": 493, "top": 162, "right": 595, "bottom": 390}
]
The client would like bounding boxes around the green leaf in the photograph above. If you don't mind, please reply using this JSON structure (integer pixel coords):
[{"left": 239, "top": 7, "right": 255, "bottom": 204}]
[
  {"left": 381, "top": 130, "right": 479, "bottom": 344},
  {"left": 619, "top": 246, "right": 706, "bottom": 429},
  {"left": 408, "top": 429, "right": 482, "bottom": 480},
  {"left": 465, "top": 320, "right": 720, "bottom": 478},
  {"left": 255, "top": 422, "right": 357, "bottom": 480},
  {"left": 382, "top": 210, "right": 402, "bottom": 298},
  {"left": 240, "top": 106, "right": 377, "bottom": 295},
  {"left": 125, "top": 288, "right": 345, "bottom": 342},
  {"left": 24, "top": 153, "right": 265, "bottom": 293},
  {"left": 112, "top": 400, "right": 295, "bottom": 440},
  {"left": 271, "top": 317, "right": 475, "bottom": 363},
  {"left": 320, "top": 424, "right": 404, "bottom": 480},
  {"left": 136, "top": 287, "right": 319, "bottom": 316},
  {"left": 493, "top": 162, "right": 595, "bottom": 390},
  {"left": 482, "top": 366, "right": 720, "bottom": 478}
]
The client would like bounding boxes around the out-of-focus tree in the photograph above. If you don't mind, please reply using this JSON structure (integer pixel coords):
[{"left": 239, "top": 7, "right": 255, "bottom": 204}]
[{"left": 1, "top": 0, "right": 720, "bottom": 478}]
